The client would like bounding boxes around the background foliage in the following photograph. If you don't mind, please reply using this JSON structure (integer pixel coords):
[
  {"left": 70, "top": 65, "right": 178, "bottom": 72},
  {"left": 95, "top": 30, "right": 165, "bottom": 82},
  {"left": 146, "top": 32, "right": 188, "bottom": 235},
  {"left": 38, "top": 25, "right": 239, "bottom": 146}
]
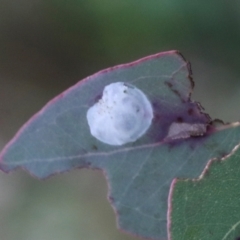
[{"left": 1, "top": 1, "right": 240, "bottom": 239}]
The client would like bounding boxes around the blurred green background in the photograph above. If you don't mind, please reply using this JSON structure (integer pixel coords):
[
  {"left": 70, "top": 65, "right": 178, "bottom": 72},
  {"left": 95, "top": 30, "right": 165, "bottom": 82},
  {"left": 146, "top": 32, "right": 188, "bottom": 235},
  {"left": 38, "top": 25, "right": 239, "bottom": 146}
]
[{"left": 1, "top": 1, "right": 240, "bottom": 240}]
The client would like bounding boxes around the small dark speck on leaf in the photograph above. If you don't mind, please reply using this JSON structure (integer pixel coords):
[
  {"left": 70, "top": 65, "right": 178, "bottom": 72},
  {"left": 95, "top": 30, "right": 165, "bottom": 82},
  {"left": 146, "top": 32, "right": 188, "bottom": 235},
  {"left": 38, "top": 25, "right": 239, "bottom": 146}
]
[
  {"left": 92, "top": 145, "right": 98, "bottom": 150},
  {"left": 164, "top": 81, "right": 173, "bottom": 88},
  {"left": 173, "top": 90, "right": 183, "bottom": 101},
  {"left": 85, "top": 162, "right": 91, "bottom": 167},
  {"left": 235, "top": 237, "right": 240, "bottom": 240},
  {"left": 208, "top": 230, "right": 213, "bottom": 236},
  {"left": 153, "top": 114, "right": 161, "bottom": 123},
  {"left": 109, "top": 196, "right": 114, "bottom": 202},
  {"left": 186, "top": 61, "right": 192, "bottom": 75},
  {"left": 154, "top": 213, "right": 161, "bottom": 219},
  {"left": 177, "top": 117, "right": 183, "bottom": 123},
  {"left": 188, "top": 108, "right": 193, "bottom": 115},
  {"left": 218, "top": 151, "right": 228, "bottom": 158},
  {"left": 94, "top": 94, "right": 103, "bottom": 103},
  {"left": 164, "top": 81, "right": 184, "bottom": 101}
]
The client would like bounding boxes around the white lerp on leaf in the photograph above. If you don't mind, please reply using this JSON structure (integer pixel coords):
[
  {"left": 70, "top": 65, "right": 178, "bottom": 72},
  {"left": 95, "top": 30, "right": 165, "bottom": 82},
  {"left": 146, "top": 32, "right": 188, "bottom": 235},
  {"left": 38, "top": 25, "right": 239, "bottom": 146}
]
[{"left": 87, "top": 82, "right": 153, "bottom": 146}]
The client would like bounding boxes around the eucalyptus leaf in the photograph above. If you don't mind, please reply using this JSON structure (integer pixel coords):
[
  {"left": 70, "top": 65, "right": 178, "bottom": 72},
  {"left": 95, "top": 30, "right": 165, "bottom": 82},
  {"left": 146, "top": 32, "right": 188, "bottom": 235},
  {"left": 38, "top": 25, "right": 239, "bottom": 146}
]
[
  {"left": 1, "top": 51, "right": 240, "bottom": 239},
  {"left": 170, "top": 143, "right": 240, "bottom": 240}
]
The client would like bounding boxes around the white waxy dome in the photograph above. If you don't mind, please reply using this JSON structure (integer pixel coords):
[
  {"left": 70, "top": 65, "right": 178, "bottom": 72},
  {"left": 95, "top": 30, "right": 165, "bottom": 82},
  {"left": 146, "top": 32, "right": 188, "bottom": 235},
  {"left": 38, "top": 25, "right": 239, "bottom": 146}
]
[{"left": 86, "top": 82, "right": 153, "bottom": 146}]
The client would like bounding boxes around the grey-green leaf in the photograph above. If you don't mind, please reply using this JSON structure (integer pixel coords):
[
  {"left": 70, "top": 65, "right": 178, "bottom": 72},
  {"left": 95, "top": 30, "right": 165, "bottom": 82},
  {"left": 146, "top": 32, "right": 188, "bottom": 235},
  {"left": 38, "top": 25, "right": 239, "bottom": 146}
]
[{"left": 1, "top": 51, "right": 240, "bottom": 239}]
